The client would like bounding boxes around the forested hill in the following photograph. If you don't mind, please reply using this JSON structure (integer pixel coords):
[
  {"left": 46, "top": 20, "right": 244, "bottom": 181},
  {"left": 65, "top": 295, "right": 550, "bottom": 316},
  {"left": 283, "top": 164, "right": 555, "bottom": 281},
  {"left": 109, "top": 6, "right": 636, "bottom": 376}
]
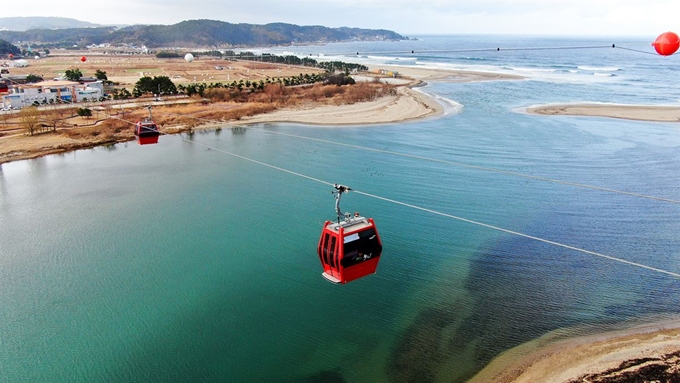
[
  {"left": 0, "top": 39, "right": 20, "bottom": 55},
  {"left": 0, "top": 19, "right": 408, "bottom": 48}
]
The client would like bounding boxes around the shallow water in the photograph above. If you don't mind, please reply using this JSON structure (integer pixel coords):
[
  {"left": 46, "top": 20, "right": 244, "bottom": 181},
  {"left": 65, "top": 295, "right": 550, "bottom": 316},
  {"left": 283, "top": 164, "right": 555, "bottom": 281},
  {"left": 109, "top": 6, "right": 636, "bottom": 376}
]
[{"left": 2, "top": 36, "right": 680, "bottom": 382}]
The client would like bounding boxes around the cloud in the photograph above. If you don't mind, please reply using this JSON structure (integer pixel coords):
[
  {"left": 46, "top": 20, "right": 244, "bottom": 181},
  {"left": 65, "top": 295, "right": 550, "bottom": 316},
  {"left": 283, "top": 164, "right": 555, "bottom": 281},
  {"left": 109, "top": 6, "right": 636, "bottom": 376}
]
[{"left": 3, "top": 0, "right": 674, "bottom": 36}]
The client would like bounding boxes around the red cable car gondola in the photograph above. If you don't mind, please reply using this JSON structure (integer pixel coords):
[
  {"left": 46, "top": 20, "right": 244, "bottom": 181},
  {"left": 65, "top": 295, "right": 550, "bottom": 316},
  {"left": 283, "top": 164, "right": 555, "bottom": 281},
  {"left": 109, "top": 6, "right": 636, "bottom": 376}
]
[
  {"left": 317, "top": 184, "right": 383, "bottom": 284},
  {"left": 134, "top": 106, "right": 161, "bottom": 145}
]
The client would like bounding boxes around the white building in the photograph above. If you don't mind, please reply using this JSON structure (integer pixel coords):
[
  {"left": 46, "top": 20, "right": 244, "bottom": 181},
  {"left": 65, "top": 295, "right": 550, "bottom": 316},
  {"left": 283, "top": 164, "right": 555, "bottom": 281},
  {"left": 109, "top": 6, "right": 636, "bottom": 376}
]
[
  {"left": 9, "top": 59, "right": 29, "bottom": 68},
  {"left": 1, "top": 80, "right": 104, "bottom": 109}
]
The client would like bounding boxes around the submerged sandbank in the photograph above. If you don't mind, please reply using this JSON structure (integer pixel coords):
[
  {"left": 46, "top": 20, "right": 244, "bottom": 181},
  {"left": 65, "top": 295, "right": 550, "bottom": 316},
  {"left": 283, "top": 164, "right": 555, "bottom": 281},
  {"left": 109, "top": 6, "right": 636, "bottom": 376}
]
[
  {"left": 379, "top": 65, "right": 523, "bottom": 83},
  {"left": 468, "top": 318, "right": 680, "bottom": 383},
  {"left": 526, "top": 103, "right": 680, "bottom": 123}
]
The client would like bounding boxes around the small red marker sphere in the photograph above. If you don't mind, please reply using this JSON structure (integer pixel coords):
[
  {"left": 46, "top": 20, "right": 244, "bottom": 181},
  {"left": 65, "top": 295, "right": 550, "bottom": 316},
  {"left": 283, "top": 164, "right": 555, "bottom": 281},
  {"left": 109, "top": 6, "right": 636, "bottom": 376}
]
[{"left": 652, "top": 32, "right": 680, "bottom": 56}]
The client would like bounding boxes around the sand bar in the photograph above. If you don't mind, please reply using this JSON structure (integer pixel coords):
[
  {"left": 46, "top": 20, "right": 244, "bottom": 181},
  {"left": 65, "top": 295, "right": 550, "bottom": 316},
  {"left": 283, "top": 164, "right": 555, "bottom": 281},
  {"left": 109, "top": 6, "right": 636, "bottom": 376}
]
[
  {"left": 236, "top": 87, "right": 443, "bottom": 126},
  {"left": 526, "top": 103, "right": 680, "bottom": 123},
  {"left": 468, "top": 318, "right": 680, "bottom": 383},
  {"left": 235, "top": 66, "right": 519, "bottom": 126}
]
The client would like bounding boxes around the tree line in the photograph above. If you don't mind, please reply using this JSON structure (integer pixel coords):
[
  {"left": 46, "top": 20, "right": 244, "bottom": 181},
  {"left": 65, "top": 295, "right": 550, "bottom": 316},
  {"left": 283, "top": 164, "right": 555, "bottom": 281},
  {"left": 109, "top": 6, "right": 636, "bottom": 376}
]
[
  {"left": 155, "top": 50, "right": 368, "bottom": 73},
  {"left": 127, "top": 72, "right": 354, "bottom": 99}
]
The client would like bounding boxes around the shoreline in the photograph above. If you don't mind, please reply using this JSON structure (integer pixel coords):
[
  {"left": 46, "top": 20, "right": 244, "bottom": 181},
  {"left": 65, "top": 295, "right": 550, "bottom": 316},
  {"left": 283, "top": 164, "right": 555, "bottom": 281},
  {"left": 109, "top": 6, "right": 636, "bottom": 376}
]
[
  {"left": 525, "top": 103, "right": 680, "bottom": 123},
  {"left": 468, "top": 316, "right": 680, "bottom": 383},
  {"left": 0, "top": 66, "right": 514, "bottom": 165},
  {"left": 4, "top": 57, "right": 680, "bottom": 164},
  {"left": 0, "top": 85, "right": 444, "bottom": 165}
]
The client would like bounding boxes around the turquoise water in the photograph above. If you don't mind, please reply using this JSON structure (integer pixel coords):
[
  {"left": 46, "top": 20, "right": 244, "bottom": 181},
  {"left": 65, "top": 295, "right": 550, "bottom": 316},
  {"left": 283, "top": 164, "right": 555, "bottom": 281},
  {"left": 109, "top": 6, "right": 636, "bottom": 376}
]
[{"left": 2, "top": 36, "right": 680, "bottom": 382}]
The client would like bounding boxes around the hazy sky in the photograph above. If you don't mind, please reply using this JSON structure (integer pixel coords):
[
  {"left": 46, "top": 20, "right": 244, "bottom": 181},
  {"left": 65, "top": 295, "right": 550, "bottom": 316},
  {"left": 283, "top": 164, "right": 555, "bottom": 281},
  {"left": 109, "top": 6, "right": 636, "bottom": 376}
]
[{"left": 4, "top": 0, "right": 677, "bottom": 37}]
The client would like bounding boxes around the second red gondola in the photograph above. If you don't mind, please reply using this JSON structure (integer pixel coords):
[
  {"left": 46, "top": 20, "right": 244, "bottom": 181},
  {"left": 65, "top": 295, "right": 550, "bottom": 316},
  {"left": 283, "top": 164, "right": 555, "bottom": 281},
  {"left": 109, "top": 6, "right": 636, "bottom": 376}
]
[{"left": 134, "top": 106, "right": 160, "bottom": 145}]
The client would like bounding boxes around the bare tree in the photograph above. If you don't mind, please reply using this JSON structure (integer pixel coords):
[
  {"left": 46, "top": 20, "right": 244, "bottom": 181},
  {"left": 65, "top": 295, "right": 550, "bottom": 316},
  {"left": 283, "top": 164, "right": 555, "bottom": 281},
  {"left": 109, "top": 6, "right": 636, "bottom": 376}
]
[
  {"left": 20, "top": 107, "right": 41, "bottom": 136},
  {"left": 0, "top": 109, "right": 11, "bottom": 126},
  {"left": 264, "top": 83, "right": 284, "bottom": 103},
  {"left": 44, "top": 106, "right": 65, "bottom": 132}
]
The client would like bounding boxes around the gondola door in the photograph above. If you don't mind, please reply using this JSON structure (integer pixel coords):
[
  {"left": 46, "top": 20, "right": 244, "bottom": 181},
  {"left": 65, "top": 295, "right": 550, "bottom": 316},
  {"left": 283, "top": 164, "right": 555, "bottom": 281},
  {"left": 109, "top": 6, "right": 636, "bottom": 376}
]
[{"left": 318, "top": 223, "right": 343, "bottom": 284}]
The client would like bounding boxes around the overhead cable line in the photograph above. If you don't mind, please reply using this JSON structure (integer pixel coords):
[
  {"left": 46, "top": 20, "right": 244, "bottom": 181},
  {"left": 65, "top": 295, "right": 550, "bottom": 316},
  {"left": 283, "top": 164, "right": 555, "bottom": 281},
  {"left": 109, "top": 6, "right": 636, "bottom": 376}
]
[
  {"left": 6, "top": 58, "right": 679, "bottom": 279},
  {"left": 109, "top": 111, "right": 680, "bottom": 280},
  {"left": 264, "top": 131, "right": 680, "bottom": 205},
  {"left": 212, "top": 43, "right": 657, "bottom": 59},
  {"left": 352, "top": 189, "right": 680, "bottom": 279},
  {"left": 77, "top": 42, "right": 652, "bottom": 63},
  {"left": 6, "top": 75, "right": 677, "bottom": 207},
  {"left": 155, "top": 111, "right": 680, "bottom": 206},
  {"left": 5, "top": 93, "right": 677, "bottom": 279}
]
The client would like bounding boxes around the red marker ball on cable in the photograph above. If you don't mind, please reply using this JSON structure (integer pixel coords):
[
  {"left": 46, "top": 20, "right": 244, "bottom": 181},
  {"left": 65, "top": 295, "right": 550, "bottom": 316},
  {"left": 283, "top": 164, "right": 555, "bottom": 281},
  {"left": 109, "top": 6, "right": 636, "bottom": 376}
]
[{"left": 652, "top": 32, "right": 680, "bottom": 56}]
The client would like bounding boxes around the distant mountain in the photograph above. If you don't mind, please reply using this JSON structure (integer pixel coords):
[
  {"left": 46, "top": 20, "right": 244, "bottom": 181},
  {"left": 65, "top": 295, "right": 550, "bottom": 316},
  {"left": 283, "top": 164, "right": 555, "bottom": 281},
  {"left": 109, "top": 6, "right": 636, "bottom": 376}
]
[
  {"left": 0, "top": 17, "right": 103, "bottom": 31},
  {"left": 0, "top": 19, "right": 408, "bottom": 48}
]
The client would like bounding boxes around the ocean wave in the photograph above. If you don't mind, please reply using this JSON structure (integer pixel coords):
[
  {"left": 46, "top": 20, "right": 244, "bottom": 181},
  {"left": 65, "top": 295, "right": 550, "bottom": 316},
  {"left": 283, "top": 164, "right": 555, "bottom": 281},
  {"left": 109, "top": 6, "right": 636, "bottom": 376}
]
[
  {"left": 434, "top": 95, "right": 464, "bottom": 115},
  {"left": 503, "top": 66, "right": 557, "bottom": 73},
  {"left": 412, "top": 87, "right": 463, "bottom": 115},
  {"left": 413, "top": 61, "right": 498, "bottom": 72},
  {"left": 324, "top": 55, "right": 356, "bottom": 61},
  {"left": 374, "top": 59, "right": 622, "bottom": 86},
  {"left": 387, "top": 57, "right": 418, "bottom": 62},
  {"left": 429, "top": 96, "right": 463, "bottom": 115},
  {"left": 273, "top": 51, "right": 297, "bottom": 56},
  {"left": 577, "top": 65, "right": 620, "bottom": 71},
  {"left": 367, "top": 55, "right": 412, "bottom": 61}
]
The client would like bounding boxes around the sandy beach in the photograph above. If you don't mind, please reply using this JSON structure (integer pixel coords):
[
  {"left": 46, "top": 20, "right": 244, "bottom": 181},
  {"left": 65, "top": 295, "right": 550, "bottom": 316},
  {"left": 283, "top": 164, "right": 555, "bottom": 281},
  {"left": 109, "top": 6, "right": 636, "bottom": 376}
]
[
  {"left": 468, "top": 318, "right": 680, "bottom": 383},
  {"left": 526, "top": 103, "right": 680, "bottom": 123}
]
